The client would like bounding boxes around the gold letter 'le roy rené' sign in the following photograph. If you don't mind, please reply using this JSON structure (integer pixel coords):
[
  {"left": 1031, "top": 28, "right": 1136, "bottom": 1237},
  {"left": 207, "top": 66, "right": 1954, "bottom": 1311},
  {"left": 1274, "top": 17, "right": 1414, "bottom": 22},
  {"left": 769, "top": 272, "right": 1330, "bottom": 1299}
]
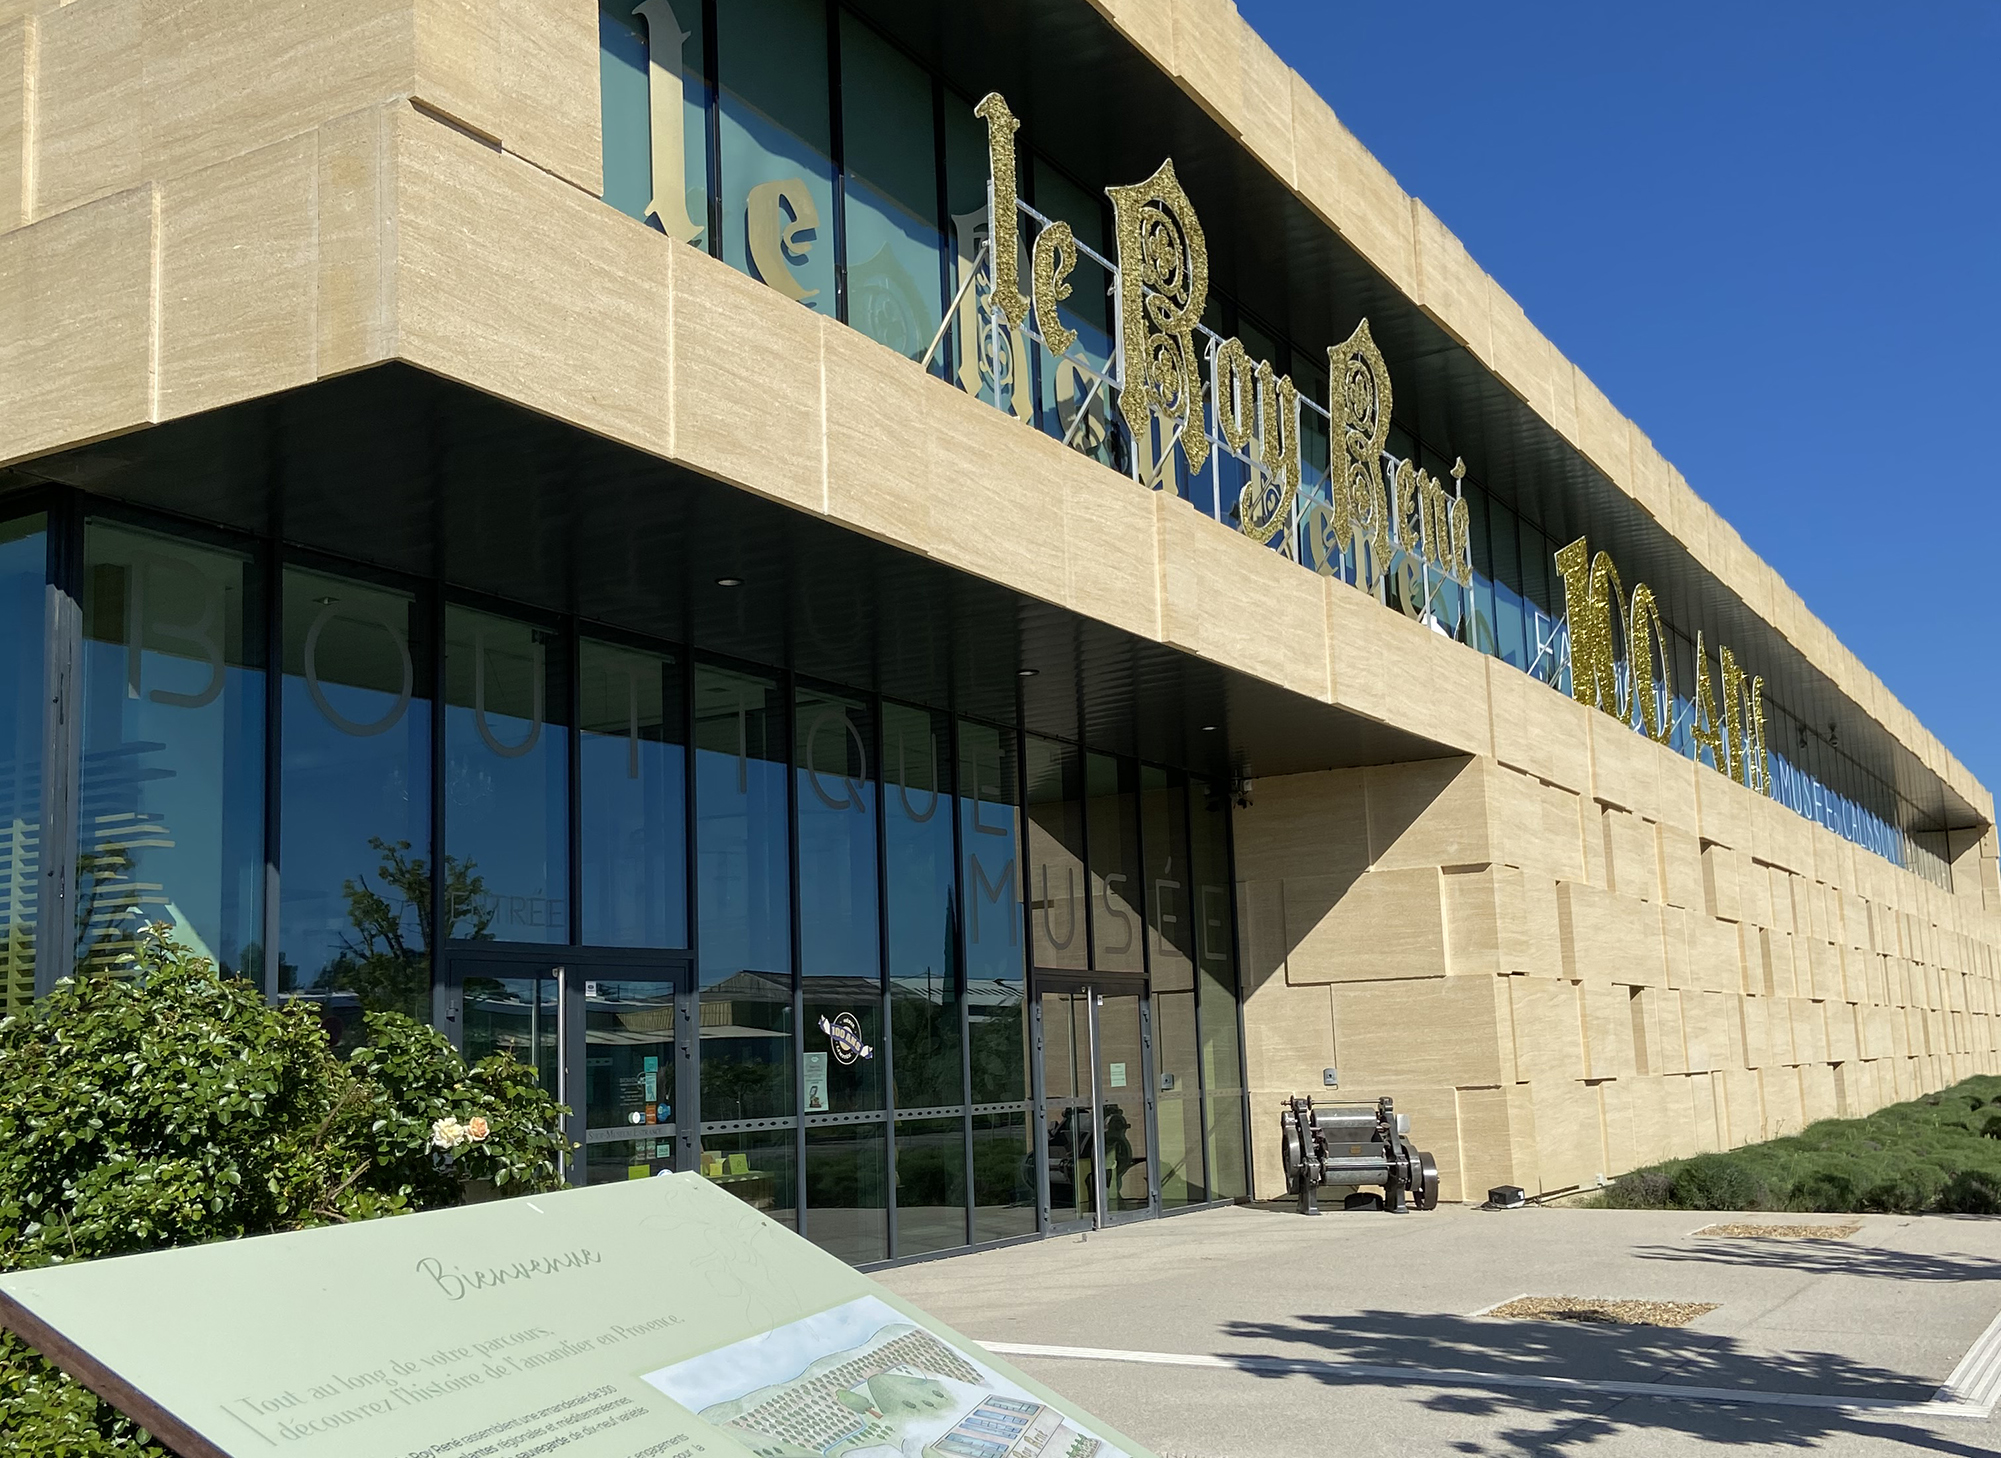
[
  {"left": 620, "top": 37, "right": 1773, "bottom": 797},
  {"left": 970, "top": 92, "right": 1773, "bottom": 797}
]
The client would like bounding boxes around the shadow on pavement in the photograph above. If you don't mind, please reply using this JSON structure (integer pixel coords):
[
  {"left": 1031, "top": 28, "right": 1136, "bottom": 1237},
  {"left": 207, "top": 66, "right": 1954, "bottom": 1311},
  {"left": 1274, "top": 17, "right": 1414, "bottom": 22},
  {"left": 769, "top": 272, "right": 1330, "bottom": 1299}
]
[
  {"left": 1634, "top": 1240, "right": 2001, "bottom": 1284},
  {"left": 1216, "top": 1310, "right": 1988, "bottom": 1454}
]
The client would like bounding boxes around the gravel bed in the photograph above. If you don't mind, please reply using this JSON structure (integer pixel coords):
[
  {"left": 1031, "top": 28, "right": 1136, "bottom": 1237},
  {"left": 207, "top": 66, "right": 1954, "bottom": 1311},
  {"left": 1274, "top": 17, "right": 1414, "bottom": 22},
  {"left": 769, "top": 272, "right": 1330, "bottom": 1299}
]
[
  {"left": 1482, "top": 1296, "right": 1720, "bottom": 1327},
  {"left": 1693, "top": 1221, "right": 1863, "bottom": 1240}
]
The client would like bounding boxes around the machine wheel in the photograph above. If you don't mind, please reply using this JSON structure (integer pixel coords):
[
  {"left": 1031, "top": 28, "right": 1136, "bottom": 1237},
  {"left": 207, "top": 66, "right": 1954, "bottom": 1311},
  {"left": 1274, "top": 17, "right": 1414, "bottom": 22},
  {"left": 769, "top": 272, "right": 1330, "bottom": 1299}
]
[{"left": 1415, "top": 1149, "right": 1440, "bottom": 1210}]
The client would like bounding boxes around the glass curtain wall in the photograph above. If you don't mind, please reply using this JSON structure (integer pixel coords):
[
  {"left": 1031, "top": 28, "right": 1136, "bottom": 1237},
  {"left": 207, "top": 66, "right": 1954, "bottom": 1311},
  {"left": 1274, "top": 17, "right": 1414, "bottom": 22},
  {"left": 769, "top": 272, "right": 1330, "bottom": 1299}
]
[
  {"left": 76, "top": 524, "right": 265, "bottom": 978},
  {"left": 796, "top": 683, "right": 886, "bottom": 1263},
  {"left": 961, "top": 719, "right": 1034, "bottom": 1241},
  {"left": 578, "top": 639, "right": 688, "bottom": 948},
  {"left": 694, "top": 663, "right": 796, "bottom": 1224},
  {"left": 839, "top": 13, "right": 944, "bottom": 360},
  {"left": 0, "top": 515, "right": 44, "bottom": 1015},
  {"left": 717, "top": 0, "right": 836, "bottom": 313},
  {"left": 3, "top": 499, "right": 1254, "bottom": 1257},
  {"left": 884, "top": 702, "right": 966, "bottom": 1256},
  {"left": 1192, "top": 778, "right": 1247, "bottom": 1199},
  {"left": 443, "top": 606, "right": 569, "bottom": 945},
  {"left": 279, "top": 568, "right": 432, "bottom": 1039},
  {"left": 1143, "top": 764, "right": 1206, "bottom": 1207}
]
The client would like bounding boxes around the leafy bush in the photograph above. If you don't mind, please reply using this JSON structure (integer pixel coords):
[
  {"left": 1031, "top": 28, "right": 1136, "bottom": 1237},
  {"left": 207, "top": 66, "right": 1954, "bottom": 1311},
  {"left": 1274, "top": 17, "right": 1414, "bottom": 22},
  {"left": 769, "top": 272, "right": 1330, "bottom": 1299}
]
[
  {"left": 1591, "top": 1074, "right": 2001, "bottom": 1215},
  {"left": 1599, "top": 1168, "right": 1674, "bottom": 1208},
  {"left": 1665, "top": 1154, "right": 1772, "bottom": 1211},
  {"left": 0, "top": 925, "right": 569, "bottom": 1456},
  {"left": 1940, "top": 1170, "right": 2001, "bottom": 1216}
]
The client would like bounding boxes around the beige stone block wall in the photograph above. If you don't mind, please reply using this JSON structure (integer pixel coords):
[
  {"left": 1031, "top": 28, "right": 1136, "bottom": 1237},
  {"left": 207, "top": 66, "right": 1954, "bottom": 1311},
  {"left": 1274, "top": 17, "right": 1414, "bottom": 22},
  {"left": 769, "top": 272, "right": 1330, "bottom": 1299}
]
[{"left": 1240, "top": 683, "right": 2001, "bottom": 1201}]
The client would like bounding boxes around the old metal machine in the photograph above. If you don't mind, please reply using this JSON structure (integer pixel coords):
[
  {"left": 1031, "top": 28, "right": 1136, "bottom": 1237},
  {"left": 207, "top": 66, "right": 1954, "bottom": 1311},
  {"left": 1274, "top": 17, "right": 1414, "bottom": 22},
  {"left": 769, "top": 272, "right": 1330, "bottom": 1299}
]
[{"left": 1279, "top": 1095, "right": 1440, "bottom": 1214}]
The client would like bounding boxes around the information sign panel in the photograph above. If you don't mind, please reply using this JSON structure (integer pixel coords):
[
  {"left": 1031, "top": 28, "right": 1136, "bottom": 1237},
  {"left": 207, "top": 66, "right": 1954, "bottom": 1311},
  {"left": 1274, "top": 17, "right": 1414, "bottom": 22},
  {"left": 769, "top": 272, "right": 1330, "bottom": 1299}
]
[{"left": 0, "top": 1174, "right": 1153, "bottom": 1458}]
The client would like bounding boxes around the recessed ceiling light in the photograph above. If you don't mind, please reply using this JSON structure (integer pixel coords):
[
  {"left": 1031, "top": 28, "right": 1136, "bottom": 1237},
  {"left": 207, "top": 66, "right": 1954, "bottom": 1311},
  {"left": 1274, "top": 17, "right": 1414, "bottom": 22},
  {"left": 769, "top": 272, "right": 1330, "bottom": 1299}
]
[
  {"left": 1017, "top": 667, "right": 1038, "bottom": 678},
  {"left": 1202, "top": 724, "right": 1219, "bottom": 732},
  {"left": 715, "top": 575, "right": 743, "bottom": 588}
]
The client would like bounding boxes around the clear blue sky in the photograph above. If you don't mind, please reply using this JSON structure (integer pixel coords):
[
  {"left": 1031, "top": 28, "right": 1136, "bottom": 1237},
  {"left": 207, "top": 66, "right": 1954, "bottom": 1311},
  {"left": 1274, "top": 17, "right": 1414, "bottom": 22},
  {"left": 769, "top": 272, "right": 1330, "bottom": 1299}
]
[{"left": 1238, "top": 0, "right": 2000, "bottom": 809}]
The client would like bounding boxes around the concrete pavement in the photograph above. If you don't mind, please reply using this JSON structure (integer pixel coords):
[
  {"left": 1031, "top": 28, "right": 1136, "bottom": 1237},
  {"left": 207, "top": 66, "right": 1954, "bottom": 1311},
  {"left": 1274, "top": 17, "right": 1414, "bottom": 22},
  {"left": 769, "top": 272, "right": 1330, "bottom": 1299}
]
[{"left": 874, "top": 1202, "right": 2001, "bottom": 1456}]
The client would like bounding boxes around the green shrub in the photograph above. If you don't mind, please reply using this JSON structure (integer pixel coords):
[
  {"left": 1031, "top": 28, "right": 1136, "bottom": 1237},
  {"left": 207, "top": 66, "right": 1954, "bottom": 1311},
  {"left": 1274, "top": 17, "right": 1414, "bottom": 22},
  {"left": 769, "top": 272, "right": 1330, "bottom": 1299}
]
[
  {"left": 1939, "top": 1170, "right": 2001, "bottom": 1216},
  {"left": 1664, "top": 1154, "right": 1771, "bottom": 1211},
  {"left": 0, "top": 925, "right": 570, "bottom": 1457},
  {"left": 1787, "top": 1168, "right": 1859, "bottom": 1212},
  {"left": 1858, "top": 1165, "right": 1946, "bottom": 1214},
  {"left": 1600, "top": 1168, "right": 1673, "bottom": 1208}
]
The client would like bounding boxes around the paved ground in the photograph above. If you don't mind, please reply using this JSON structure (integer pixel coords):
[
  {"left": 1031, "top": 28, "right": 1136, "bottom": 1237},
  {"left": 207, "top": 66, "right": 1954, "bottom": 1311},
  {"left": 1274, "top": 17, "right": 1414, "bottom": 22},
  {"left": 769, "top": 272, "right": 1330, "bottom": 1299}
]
[{"left": 875, "top": 1203, "right": 2001, "bottom": 1457}]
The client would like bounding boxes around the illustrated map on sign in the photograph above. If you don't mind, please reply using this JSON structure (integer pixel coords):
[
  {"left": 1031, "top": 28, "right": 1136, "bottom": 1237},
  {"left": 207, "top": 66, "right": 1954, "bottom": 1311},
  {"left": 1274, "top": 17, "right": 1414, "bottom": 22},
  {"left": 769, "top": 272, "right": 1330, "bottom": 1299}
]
[{"left": 644, "top": 1295, "right": 1126, "bottom": 1458}]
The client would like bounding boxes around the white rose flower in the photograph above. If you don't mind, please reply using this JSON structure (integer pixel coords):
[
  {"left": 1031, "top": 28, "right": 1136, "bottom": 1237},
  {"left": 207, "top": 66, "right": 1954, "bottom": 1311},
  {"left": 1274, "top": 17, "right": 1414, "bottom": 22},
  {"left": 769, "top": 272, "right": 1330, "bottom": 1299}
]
[{"left": 430, "top": 1116, "right": 469, "bottom": 1151}]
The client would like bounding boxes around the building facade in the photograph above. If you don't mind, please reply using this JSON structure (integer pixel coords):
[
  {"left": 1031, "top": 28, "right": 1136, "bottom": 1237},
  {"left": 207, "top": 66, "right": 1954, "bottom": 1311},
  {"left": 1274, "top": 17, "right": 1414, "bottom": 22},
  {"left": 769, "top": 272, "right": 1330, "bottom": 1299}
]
[{"left": 0, "top": 0, "right": 1996, "bottom": 1255}]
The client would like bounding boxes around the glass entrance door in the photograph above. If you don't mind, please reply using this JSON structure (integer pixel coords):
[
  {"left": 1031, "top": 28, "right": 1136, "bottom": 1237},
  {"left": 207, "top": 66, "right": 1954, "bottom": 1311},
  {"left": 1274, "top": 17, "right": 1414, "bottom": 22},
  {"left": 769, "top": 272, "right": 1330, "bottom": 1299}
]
[
  {"left": 442, "top": 949, "right": 693, "bottom": 1186},
  {"left": 1037, "top": 978, "right": 1154, "bottom": 1229}
]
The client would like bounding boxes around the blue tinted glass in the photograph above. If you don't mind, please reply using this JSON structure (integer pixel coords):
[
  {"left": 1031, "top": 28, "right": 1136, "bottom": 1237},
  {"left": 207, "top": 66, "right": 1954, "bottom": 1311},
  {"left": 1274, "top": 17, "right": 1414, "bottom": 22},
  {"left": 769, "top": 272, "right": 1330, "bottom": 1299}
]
[
  {"left": 78, "top": 524, "right": 264, "bottom": 978},
  {"left": 798, "top": 684, "right": 882, "bottom": 1115},
  {"left": 601, "top": 0, "right": 711, "bottom": 239},
  {"left": 796, "top": 686, "right": 876, "bottom": 978},
  {"left": 695, "top": 664, "right": 790, "bottom": 982},
  {"left": 579, "top": 639, "right": 687, "bottom": 948},
  {"left": 717, "top": 0, "right": 835, "bottom": 310},
  {"left": 960, "top": 719, "right": 1025, "bottom": 1103},
  {"left": 0, "top": 516, "right": 43, "bottom": 1014},
  {"left": 444, "top": 607, "right": 569, "bottom": 945},
  {"left": 884, "top": 702, "right": 960, "bottom": 1111},
  {"left": 840, "top": 15, "right": 943, "bottom": 359},
  {"left": 279, "top": 569, "right": 431, "bottom": 1032}
]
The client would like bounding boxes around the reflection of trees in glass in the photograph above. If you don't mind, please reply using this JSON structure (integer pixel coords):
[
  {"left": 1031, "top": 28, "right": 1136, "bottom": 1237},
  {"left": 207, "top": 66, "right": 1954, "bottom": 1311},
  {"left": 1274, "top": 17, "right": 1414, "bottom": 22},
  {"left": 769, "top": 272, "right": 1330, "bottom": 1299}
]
[
  {"left": 324, "top": 837, "right": 492, "bottom": 1015},
  {"left": 703, "top": 1056, "right": 788, "bottom": 1122},
  {"left": 967, "top": 982, "right": 1026, "bottom": 1105}
]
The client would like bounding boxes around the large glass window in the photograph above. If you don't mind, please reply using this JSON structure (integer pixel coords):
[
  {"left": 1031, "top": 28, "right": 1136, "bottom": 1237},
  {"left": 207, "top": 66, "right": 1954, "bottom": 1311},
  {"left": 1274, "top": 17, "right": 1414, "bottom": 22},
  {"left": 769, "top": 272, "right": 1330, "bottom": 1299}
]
[
  {"left": 695, "top": 664, "right": 792, "bottom": 1122},
  {"left": 444, "top": 607, "right": 569, "bottom": 945},
  {"left": 1086, "top": 751, "right": 1142, "bottom": 974},
  {"left": 76, "top": 524, "right": 264, "bottom": 978},
  {"left": 1024, "top": 735, "right": 1086, "bottom": 971},
  {"left": 579, "top": 639, "right": 687, "bottom": 948},
  {"left": 806, "top": 1120, "right": 887, "bottom": 1264},
  {"left": 797, "top": 685, "right": 882, "bottom": 1114},
  {"left": 1144, "top": 765, "right": 1205, "bottom": 1207},
  {"left": 0, "top": 516, "right": 44, "bottom": 1016},
  {"left": 960, "top": 719, "right": 1025, "bottom": 1102},
  {"left": 600, "top": 0, "right": 712, "bottom": 243},
  {"left": 1192, "top": 778, "right": 1246, "bottom": 1199},
  {"left": 718, "top": 0, "right": 836, "bottom": 312},
  {"left": 839, "top": 14, "right": 943, "bottom": 359},
  {"left": 893, "top": 1115, "right": 967, "bottom": 1256},
  {"left": 972, "top": 1109, "right": 1036, "bottom": 1242},
  {"left": 279, "top": 569, "right": 432, "bottom": 1035},
  {"left": 699, "top": 1126, "right": 797, "bottom": 1231},
  {"left": 884, "top": 702, "right": 961, "bottom": 1111}
]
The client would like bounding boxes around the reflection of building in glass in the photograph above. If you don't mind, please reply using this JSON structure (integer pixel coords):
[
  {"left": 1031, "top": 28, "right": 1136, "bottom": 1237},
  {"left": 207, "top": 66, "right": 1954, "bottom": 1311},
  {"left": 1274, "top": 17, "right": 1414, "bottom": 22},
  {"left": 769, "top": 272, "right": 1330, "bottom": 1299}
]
[{"left": 3, "top": 0, "right": 1994, "bottom": 1276}]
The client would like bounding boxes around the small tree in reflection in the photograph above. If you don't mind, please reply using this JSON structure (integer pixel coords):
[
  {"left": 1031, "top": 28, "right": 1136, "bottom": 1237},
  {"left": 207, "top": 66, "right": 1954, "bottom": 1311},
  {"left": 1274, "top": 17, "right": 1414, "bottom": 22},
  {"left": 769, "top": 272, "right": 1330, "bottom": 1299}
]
[{"left": 326, "top": 837, "right": 494, "bottom": 1019}]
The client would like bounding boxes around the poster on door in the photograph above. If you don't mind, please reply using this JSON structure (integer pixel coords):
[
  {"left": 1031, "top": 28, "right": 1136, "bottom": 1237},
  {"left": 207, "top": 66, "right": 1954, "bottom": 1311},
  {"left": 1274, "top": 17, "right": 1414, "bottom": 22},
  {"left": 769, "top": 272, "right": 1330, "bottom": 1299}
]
[{"left": 804, "top": 1051, "right": 830, "bottom": 1113}]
